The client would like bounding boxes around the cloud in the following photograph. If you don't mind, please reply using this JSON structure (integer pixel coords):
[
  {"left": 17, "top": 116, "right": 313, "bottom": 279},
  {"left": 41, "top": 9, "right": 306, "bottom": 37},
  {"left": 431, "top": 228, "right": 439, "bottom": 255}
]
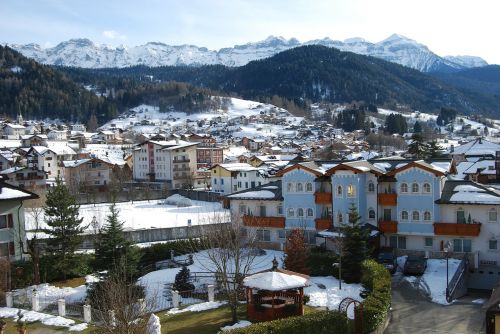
[{"left": 102, "top": 30, "right": 126, "bottom": 40}]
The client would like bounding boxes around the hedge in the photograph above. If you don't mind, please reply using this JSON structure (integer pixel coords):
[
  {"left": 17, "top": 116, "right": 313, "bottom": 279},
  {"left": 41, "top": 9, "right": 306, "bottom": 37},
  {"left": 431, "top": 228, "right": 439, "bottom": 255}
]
[
  {"left": 223, "top": 311, "right": 351, "bottom": 334},
  {"left": 361, "top": 259, "right": 392, "bottom": 333},
  {"left": 138, "top": 239, "right": 205, "bottom": 268},
  {"left": 308, "top": 247, "right": 338, "bottom": 277}
]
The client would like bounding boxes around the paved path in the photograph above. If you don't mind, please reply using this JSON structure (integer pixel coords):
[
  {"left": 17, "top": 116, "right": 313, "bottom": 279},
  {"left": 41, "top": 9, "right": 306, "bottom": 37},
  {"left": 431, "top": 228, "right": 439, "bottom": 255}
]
[{"left": 385, "top": 273, "right": 487, "bottom": 334}]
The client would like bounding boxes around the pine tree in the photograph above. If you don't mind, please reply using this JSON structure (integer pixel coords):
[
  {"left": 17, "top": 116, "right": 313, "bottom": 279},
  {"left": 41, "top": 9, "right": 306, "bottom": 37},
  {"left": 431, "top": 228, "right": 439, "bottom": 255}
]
[
  {"left": 283, "top": 229, "right": 309, "bottom": 274},
  {"left": 173, "top": 265, "right": 195, "bottom": 292},
  {"left": 413, "top": 121, "right": 422, "bottom": 133},
  {"left": 87, "top": 113, "right": 98, "bottom": 132},
  {"left": 427, "top": 140, "right": 443, "bottom": 158},
  {"left": 43, "top": 177, "right": 85, "bottom": 279},
  {"left": 407, "top": 133, "right": 428, "bottom": 159},
  {"left": 341, "top": 204, "right": 369, "bottom": 283},
  {"left": 94, "top": 202, "right": 140, "bottom": 277}
]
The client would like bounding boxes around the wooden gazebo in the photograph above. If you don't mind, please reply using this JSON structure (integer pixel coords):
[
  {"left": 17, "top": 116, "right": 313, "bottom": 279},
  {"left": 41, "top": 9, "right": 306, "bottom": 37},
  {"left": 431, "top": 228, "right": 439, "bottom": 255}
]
[{"left": 243, "top": 259, "right": 309, "bottom": 322}]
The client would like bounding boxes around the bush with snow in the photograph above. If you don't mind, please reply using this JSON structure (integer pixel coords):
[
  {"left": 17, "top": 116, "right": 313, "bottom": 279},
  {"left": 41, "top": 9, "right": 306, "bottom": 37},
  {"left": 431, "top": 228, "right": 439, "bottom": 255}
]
[{"left": 147, "top": 313, "right": 161, "bottom": 334}]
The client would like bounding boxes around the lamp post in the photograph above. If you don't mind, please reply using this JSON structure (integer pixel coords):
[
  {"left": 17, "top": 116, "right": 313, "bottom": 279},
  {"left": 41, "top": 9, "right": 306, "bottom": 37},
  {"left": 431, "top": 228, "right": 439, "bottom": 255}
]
[{"left": 444, "top": 241, "right": 452, "bottom": 301}]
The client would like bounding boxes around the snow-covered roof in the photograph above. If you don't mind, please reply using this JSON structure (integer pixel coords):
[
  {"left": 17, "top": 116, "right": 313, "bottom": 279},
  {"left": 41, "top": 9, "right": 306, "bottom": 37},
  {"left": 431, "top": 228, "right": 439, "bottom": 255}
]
[
  {"left": 0, "top": 182, "right": 38, "bottom": 201},
  {"left": 216, "top": 163, "right": 258, "bottom": 172},
  {"left": 438, "top": 180, "right": 500, "bottom": 205},
  {"left": 226, "top": 180, "right": 282, "bottom": 201},
  {"left": 449, "top": 138, "right": 500, "bottom": 157},
  {"left": 243, "top": 271, "right": 308, "bottom": 291}
]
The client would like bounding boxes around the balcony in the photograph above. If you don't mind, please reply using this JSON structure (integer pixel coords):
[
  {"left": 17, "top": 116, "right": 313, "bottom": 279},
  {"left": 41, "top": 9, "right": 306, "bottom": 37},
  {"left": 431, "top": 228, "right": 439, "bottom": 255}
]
[
  {"left": 243, "top": 215, "right": 285, "bottom": 228},
  {"left": 433, "top": 223, "right": 481, "bottom": 237},
  {"left": 378, "top": 193, "right": 397, "bottom": 206},
  {"left": 314, "top": 192, "right": 332, "bottom": 205},
  {"left": 173, "top": 159, "right": 190, "bottom": 163},
  {"left": 315, "top": 218, "right": 332, "bottom": 230},
  {"left": 378, "top": 220, "right": 398, "bottom": 234}
]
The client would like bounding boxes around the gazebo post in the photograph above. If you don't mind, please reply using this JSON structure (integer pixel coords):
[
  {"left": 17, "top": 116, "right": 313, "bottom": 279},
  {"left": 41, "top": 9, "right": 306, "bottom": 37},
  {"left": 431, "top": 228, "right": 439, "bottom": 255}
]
[
  {"left": 299, "top": 288, "right": 304, "bottom": 315},
  {"left": 272, "top": 291, "right": 276, "bottom": 319}
]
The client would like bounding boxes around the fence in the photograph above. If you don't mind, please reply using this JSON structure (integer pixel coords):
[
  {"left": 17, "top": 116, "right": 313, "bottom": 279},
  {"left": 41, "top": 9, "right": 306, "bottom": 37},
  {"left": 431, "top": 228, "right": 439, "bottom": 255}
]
[{"left": 447, "top": 254, "right": 469, "bottom": 302}]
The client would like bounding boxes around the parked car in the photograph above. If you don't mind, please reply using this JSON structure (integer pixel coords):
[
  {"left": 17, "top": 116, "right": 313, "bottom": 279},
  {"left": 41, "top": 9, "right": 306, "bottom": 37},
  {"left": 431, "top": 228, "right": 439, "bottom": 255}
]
[
  {"left": 376, "top": 247, "right": 397, "bottom": 274},
  {"left": 403, "top": 255, "right": 427, "bottom": 275}
]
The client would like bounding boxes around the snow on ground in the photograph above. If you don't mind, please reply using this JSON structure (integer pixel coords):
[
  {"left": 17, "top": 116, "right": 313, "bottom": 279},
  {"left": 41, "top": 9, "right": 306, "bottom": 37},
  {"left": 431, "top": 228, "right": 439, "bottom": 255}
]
[
  {"left": 472, "top": 298, "right": 486, "bottom": 305},
  {"left": 398, "top": 256, "right": 461, "bottom": 305},
  {"left": 305, "top": 276, "right": 364, "bottom": 317},
  {"left": 221, "top": 320, "right": 252, "bottom": 332},
  {"left": 147, "top": 313, "right": 161, "bottom": 334},
  {"left": 25, "top": 198, "right": 229, "bottom": 237},
  {"left": 0, "top": 307, "right": 87, "bottom": 331},
  {"left": 167, "top": 301, "right": 227, "bottom": 315}
]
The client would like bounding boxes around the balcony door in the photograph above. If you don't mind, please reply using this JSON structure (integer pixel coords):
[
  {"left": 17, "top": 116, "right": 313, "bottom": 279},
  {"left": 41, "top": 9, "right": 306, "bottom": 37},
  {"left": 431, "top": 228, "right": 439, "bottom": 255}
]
[
  {"left": 456, "top": 210, "right": 465, "bottom": 224},
  {"left": 383, "top": 209, "right": 391, "bottom": 221},
  {"left": 259, "top": 205, "right": 266, "bottom": 217}
]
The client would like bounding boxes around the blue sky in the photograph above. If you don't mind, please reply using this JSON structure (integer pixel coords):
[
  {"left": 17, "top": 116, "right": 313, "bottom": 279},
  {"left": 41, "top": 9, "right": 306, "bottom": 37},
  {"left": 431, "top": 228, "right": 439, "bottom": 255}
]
[{"left": 1, "top": 0, "right": 499, "bottom": 64}]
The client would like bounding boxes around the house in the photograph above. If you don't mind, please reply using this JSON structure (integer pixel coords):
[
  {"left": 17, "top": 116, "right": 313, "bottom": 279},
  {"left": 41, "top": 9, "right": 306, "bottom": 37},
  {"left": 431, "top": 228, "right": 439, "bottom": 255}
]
[
  {"left": 71, "top": 124, "right": 86, "bottom": 132},
  {"left": 0, "top": 166, "right": 47, "bottom": 190},
  {"left": 132, "top": 139, "right": 198, "bottom": 189},
  {"left": 21, "top": 134, "right": 48, "bottom": 147},
  {"left": 25, "top": 145, "right": 76, "bottom": 179},
  {"left": 196, "top": 147, "right": 224, "bottom": 168},
  {"left": 1, "top": 123, "right": 26, "bottom": 139},
  {"left": 46, "top": 130, "right": 68, "bottom": 141},
  {"left": 187, "top": 133, "right": 217, "bottom": 147},
  {"left": 0, "top": 181, "right": 38, "bottom": 261},
  {"left": 447, "top": 138, "right": 500, "bottom": 162},
  {"left": 62, "top": 157, "right": 116, "bottom": 191},
  {"left": 209, "top": 163, "right": 269, "bottom": 194},
  {"left": 92, "top": 130, "right": 122, "bottom": 144},
  {"left": 0, "top": 150, "right": 19, "bottom": 172}
]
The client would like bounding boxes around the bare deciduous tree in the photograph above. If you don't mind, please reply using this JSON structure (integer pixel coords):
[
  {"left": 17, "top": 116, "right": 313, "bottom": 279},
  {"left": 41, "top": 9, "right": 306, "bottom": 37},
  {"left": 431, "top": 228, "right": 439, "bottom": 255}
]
[{"left": 193, "top": 212, "right": 258, "bottom": 324}]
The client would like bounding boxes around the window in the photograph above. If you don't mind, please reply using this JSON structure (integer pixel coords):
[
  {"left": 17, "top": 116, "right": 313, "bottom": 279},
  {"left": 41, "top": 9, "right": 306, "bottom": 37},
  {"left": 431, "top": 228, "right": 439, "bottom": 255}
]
[
  {"left": 456, "top": 208, "right": 466, "bottom": 224},
  {"left": 412, "top": 183, "right": 419, "bottom": 193},
  {"left": 306, "top": 182, "right": 313, "bottom": 192},
  {"left": 296, "top": 183, "right": 303, "bottom": 192},
  {"left": 307, "top": 208, "right": 314, "bottom": 217},
  {"left": 336, "top": 186, "right": 343, "bottom": 197},
  {"left": 256, "top": 229, "right": 271, "bottom": 242},
  {"left": 287, "top": 208, "right": 295, "bottom": 218},
  {"left": 401, "top": 211, "right": 409, "bottom": 221},
  {"left": 278, "top": 230, "right": 286, "bottom": 239},
  {"left": 423, "top": 183, "right": 431, "bottom": 193},
  {"left": 297, "top": 208, "right": 304, "bottom": 217},
  {"left": 489, "top": 209, "right": 498, "bottom": 222},
  {"left": 221, "top": 178, "right": 224, "bottom": 185},
  {"left": 489, "top": 239, "right": 498, "bottom": 251},
  {"left": 287, "top": 182, "right": 293, "bottom": 192},
  {"left": 0, "top": 215, "right": 7, "bottom": 229},
  {"left": 239, "top": 204, "right": 247, "bottom": 214},
  {"left": 453, "top": 239, "right": 472, "bottom": 252},
  {"left": 277, "top": 204, "right": 283, "bottom": 215},
  {"left": 245, "top": 182, "right": 248, "bottom": 188},
  {"left": 214, "top": 179, "right": 217, "bottom": 185},
  {"left": 337, "top": 212, "right": 343, "bottom": 224},
  {"left": 400, "top": 183, "right": 408, "bottom": 193},
  {"left": 412, "top": 211, "right": 420, "bottom": 221},
  {"left": 347, "top": 184, "right": 355, "bottom": 197},
  {"left": 368, "top": 182, "right": 375, "bottom": 192},
  {"left": 368, "top": 209, "right": 375, "bottom": 220},
  {"left": 389, "top": 235, "right": 407, "bottom": 249},
  {"left": 425, "top": 237, "right": 433, "bottom": 248},
  {"left": 423, "top": 211, "right": 431, "bottom": 221},
  {"left": 0, "top": 242, "right": 9, "bottom": 257}
]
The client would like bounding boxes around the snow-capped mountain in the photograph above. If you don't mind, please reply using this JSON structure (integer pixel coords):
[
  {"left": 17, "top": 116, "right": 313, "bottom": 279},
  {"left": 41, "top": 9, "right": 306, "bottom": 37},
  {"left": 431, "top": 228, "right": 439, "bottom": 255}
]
[{"left": 6, "top": 34, "right": 488, "bottom": 72}]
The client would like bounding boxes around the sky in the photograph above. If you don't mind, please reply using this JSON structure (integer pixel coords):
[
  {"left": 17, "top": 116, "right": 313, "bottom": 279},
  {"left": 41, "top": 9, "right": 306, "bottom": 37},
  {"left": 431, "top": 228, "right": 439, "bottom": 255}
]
[{"left": 1, "top": 0, "right": 499, "bottom": 64}]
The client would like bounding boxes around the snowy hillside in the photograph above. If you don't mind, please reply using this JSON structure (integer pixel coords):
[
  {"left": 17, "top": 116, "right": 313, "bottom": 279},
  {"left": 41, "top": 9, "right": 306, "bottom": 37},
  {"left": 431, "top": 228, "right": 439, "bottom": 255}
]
[{"left": 7, "top": 34, "right": 487, "bottom": 72}]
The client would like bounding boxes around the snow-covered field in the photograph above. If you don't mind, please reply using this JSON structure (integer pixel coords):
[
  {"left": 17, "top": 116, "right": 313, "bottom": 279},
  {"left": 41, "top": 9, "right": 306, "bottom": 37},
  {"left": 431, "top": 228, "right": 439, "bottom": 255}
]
[
  {"left": 398, "top": 256, "right": 461, "bottom": 305},
  {"left": 0, "top": 307, "right": 87, "bottom": 331},
  {"left": 25, "top": 197, "right": 229, "bottom": 237}
]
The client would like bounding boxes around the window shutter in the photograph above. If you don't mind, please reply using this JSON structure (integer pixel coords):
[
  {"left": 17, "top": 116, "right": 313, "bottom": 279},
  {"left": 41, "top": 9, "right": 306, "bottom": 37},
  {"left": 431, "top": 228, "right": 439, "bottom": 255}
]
[
  {"left": 7, "top": 214, "right": 13, "bottom": 228},
  {"left": 9, "top": 241, "right": 15, "bottom": 255}
]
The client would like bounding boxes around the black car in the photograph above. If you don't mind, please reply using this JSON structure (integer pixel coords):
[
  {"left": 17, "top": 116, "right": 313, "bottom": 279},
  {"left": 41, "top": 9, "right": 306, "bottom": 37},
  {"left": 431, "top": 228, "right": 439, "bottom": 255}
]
[
  {"left": 403, "top": 255, "right": 427, "bottom": 275},
  {"left": 376, "top": 248, "right": 397, "bottom": 274}
]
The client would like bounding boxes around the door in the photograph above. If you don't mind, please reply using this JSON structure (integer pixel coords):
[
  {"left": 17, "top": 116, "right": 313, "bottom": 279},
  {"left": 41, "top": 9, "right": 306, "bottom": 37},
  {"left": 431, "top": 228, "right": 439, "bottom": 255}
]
[
  {"left": 259, "top": 205, "right": 266, "bottom": 217},
  {"left": 383, "top": 209, "right": 391, "bottom": 221},
  {"left": 495, "top": 315, "right": 500, "bottom": 333}
]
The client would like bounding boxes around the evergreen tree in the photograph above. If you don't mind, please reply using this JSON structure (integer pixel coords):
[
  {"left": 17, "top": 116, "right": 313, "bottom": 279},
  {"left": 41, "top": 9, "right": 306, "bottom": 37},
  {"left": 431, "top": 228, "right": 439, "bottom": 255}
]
[
  {"left": 385, "top": 114, "right": 408, "bottom": 135},
  {"left": 94, "top": 202, "right": 140, "bottom": 277},
  {"left": 87, "top": 113, "right": 98, "bottom": 132},
  {"left": 173, "top": 265, "right": 195, "bottom": 292},
  {"left": 283, "top": 229, "right": 309, "bottom": 274},
  {"left": 43, "top": 177, "right": 85, "bottom": 279},
  {"left": 413, "top": 121, "right": 422, "bottom": 133},
  {"left": 407, "top": 133, "right": 428, "bottom": 159},
  {"left": 341, "top": 204, "right": 369, "bottom": 283},
  {"left": 427, "top": 140, "right": 443, "bottom": 158}
]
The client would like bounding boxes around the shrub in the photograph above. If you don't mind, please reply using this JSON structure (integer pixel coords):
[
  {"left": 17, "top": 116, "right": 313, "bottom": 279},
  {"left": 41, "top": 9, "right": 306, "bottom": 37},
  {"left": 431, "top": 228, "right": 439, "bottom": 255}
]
[
  {"left": 173, "top": 265, "right": 195, "bottom": 292},
  {"left": 138, "top": 239, "right": 205, "bottom": 268},
  {"left": 223, "top": 310, "right": 351, "bottom": 334},
  {"left": 361, "top": 259, "right": 392, "bottom": 333},
  {"left": 308, "top": 248, "right": 338, "bottom": 276}
]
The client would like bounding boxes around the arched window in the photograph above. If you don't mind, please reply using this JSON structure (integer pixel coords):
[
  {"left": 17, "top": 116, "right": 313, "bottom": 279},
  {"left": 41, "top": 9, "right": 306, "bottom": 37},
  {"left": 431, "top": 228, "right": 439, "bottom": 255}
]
[
  {"left": 412, "top": 211, "right": 420, "bottom": 221},
  {"left": 423, "top": 183, "right": 431, "bottom": 193},
  {"left": 287, "top": 208, "right": 295, "bottom": 218},
  {"left": 336, "top": 185, "right": 343, "bottom": 197},
  {"left": 400, "top": 183, "right": 408, "bottom": 193},
  {"left": 412, "top": 183, "right": 419, "bottom": 193},
  {"left": 296, "top": 183, "right": 303, "bottom": 192},
  {"left": 297, "top": 208, "right": 304, "bottom": 217},
  {"left": 337, "top": 212, "right": 343, "bottom": 224},
  {"left": 401, "top": 211, "right": 409, "bottom": 221},
  {"left": 368, "top": 209, "right": 375, "bottom": 220},
  {"left": 307, "top": 208, "right": 314, "bottom": 217},
  {"left": 368, "top": 181, "right": 375, "bottom": 192},
  {"left": 489, "top": 209, "right": 498, "bottom": 222},
  {"left": 306, "top": 182, "right": 313, "bottom": 192},
  {"left": 424, "top": 211, "right": 431, "bottom": 221},
  {"left": 347, "top": 184, "right": 355, "bottom": 197},
  {"left": 287, "top": 182, "right": 293, "bottom": 192}
]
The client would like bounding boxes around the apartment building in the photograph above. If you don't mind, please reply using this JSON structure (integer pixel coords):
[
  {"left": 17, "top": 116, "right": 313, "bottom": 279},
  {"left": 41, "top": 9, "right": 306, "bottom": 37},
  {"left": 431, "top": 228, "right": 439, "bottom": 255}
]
[{"left": 210, "top": 163, "right": 269, "bottom": 194}]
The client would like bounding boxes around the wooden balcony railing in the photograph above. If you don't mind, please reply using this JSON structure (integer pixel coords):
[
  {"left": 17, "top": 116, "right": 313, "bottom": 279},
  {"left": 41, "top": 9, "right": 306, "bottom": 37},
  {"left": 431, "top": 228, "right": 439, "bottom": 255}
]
[
  {"left": 378, "top": 193, "right": 397, "bottom": 206},
  {"left": 243, "top": 215, "right": 285, "bottom": 228},
  {"left": 173, "top": 159, "right": 190, "bottom": 163},
  {"left": 433, "top": 223, "right": 481, "bottom": 236},
  {"left": 314, "top": 192, "right": 332, "bottom": 204},
  {"left": 315, "top": 218, "right": 332, "bottom": 230},
  {"left": 378, "top": 220, "right": 398, "bottom": 233}
]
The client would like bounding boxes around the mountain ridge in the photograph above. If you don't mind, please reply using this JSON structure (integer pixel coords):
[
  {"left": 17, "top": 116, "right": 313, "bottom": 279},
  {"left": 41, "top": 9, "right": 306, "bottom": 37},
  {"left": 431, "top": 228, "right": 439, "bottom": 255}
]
[{"left": 6, "top": 34, "right": 488, "bottom": 72}]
